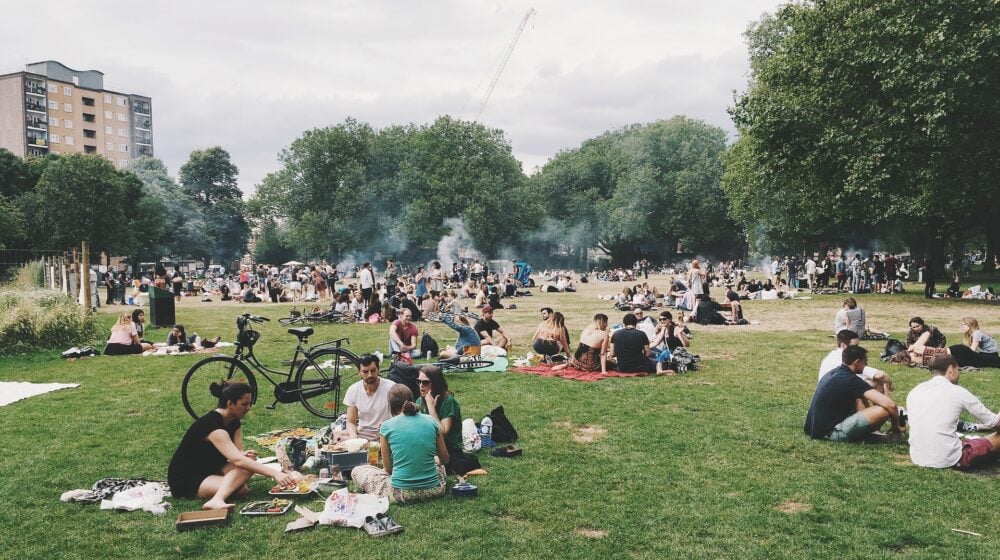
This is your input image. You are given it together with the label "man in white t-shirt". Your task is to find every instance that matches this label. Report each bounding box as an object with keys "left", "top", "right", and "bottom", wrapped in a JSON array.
[
  {"left": 633, "top": 307, "right": 657, "bottom": 344},
  {"left": 907, "top": 355, "right": 1000, "bottom": 469},
  {"left": 819, "top": 330, "right": 893, "bottom": 395},
  {"left": 805, "top": 257, "right": 817, "bottom": 290},
  {"left": 344, "top": 353, "right": 396, "bottom": 441}
]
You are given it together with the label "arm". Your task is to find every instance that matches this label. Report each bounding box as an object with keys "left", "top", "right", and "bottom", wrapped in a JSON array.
[
  {"left": 863, "top": 389, "right": 900, "bottom": 431},
  {"left": 675, "top": 328, "right": 690, "bottom": 348},
  {"left": 346, "top": 405, "right": 360, "bottom": 439},
  {"left": 478, "top": 328, "right": 495, "bottom": 346},
  {"left": 435, "top": 432, "right": 450, "bottom": 466},
  {"left": 970, "top": 332, "right": 981, "bottom": 352},
  {"left": 406, "top": 332, "right": 417, "bottom": 351},
  {"left": 599, "top": 334, "right": 609, "bottom": 373},
  {"left": 380, "top": 434, "right": 393, "bottom": 475},
  {"left": 389, "top": 322, "right": 404, "bottom": 349},
  {"left": 206, "top": 429, "right": 294, "bottom": 485}
]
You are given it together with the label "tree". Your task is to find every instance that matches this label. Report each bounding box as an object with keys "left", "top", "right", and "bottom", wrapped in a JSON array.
[
  {"left": 127, "top": 157, "right": 210, "bottom": 260},
  {"left": 724, "top": 0, "right": 1000, "bottom": 260},
  {"left": 179, "top": 147, "right": 249, "bottom": 264}
]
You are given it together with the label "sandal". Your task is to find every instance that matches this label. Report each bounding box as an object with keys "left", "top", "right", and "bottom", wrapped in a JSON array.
[
  {"left": 489, "top": 445, "right": 523, "bottom": 458},
  {"left": 376, "top": 512, "right": 404, "bottom": 535}
]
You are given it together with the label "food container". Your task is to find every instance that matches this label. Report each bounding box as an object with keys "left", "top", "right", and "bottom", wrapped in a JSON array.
[
  {"left": 240, "top": 499, "right": 293, "bottom": 516},
  {"left": 175, "top": 509, "right": 230, "bottom": 531},
  {"left": 451, "top": 482, "right": 478, "bottom": 498},
  {"left": 321, "top": 450, "right": 368, "bottom": 473}
]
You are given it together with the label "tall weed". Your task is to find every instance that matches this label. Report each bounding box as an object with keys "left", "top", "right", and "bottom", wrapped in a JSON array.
[
  {"left": 15, "top": 261, "right": 45, "bottom": 289},
  {"left": 0, "top": 292, "right": 100, "bottom": 354}
]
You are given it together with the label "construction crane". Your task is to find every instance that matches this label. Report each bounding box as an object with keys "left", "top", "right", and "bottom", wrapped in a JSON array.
[{"left": 475, "top": 8, "right": 536, "bottom": 121}]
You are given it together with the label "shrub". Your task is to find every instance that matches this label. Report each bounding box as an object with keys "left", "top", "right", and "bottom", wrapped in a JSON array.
[
  {"left": 0, "top": 291, "right": 101, "bottom": 355},
  {"left": 15, "top": 261, "right": 45, "bottom": 289}
]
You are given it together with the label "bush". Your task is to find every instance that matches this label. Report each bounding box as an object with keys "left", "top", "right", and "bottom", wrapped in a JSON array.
[
  {"left": 0, "top": 291, "right": 100, "bottom": 355},
  {"left": 14, "top": 261, "right": 45, "bottom": 289}
]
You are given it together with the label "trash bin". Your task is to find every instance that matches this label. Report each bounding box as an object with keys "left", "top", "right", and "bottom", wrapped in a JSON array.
[{"left": 148, "top": 286, "right": 176, "bottom": 327}]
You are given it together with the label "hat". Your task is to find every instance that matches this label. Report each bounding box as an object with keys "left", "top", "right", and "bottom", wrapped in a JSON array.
[{"left": 482, "top": 305, "right": 493, "bottom": 313}]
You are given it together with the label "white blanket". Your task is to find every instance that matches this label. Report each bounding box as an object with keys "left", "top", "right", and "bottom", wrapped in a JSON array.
[{"left": 0, "top": 381, "right": 80, "bottom": 407}]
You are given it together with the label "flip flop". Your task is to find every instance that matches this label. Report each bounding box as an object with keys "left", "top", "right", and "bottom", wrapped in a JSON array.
[
  {"left": 376, "top": 512, "right": 404, "bottom": 535},
  {"left": 490, "top": 445, "right": 523, "bottom": 458}
]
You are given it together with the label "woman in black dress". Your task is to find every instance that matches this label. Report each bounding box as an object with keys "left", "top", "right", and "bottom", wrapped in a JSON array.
[{"left": 168, "top": 381, "right": 298, "bottom": 510}]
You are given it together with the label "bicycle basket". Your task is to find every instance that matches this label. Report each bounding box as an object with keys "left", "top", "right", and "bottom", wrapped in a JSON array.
[{"left": 238, "top": 329, "right": 260, "bottom": 347}]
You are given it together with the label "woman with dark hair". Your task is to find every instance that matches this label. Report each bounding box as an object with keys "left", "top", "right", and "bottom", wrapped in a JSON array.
[
  {"left": 130, "top": 309, "right": 153, "bottom": 351},
  {"left": 905, "top": 317, "right": 947, "bottom": 351},
  {"left": 415, "top": 366, "right": 482, "bottom": 475},
  {"left": 364, "top": 293, "right": 382, "bottom": 323},
  {"left": 552, "top": 313, "right": 610, "bottom": 373},
  {"left": 168, "top": 381, "right": 298, "bottom": 510},
  {"left": 351, "top": 384, "right": 449, "bottom": 503}
]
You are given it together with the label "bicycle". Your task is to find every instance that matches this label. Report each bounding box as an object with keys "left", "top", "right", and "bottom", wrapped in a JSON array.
[
  {"left": 181, "top": 313, "right": 360, "bottom": 420},
  {"left": 278, "top": 305, "right": 355, "bottom": 326}
]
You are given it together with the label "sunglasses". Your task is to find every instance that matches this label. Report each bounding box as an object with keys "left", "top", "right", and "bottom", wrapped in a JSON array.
[{"left": 418, "top": 379, "right": 431, "bottom": 386}]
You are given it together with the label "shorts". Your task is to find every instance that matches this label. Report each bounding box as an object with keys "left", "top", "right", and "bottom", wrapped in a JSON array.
[
  {"left": 957, "top": 437, "right": 994, "bottom": 469},
  {"left": 827, "top": 412, "right": 871, "bottom": 442}
]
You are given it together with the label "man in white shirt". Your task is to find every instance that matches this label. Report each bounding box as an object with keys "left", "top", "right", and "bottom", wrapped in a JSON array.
[
  {"left": 359, "top": 262, "right": 375, "bottom": 305},
  {"left": 907, "top": 355, "right": 1000, "bottom": 469},
  {"left": 805, "top": 257, "right": 817, "bottom": 290},
  {"left": 344, "top": 353, "right": 396, "bottom": 441},
  {"left": 819, "top": 330, "right": 893, "bottom": 395},
  {"left": 633, "top": 307, "right": 657, "bottom": 343}
]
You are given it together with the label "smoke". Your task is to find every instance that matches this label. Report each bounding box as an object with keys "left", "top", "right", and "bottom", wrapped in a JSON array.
[
  {"left": 436, "top": 218, "right": 483, "bottom": 270},
  {"left": 337, "top": 252, "right": 361, "bottom": 277}
]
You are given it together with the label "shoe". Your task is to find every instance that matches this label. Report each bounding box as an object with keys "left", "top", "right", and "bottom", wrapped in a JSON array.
[
  {"left": 490, "top": 445, "right": 523, "bottom": 458},
  {"left": 957, "top": 421, "right": 979, "bottom": 433},
  {"left": 376, "top": 513, "right": 404, "bottom": 535}
]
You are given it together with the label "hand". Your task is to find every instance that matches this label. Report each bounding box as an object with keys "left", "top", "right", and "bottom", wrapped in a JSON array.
[
  {"left": 244, "top": 449, "right": 258, "bottom": 460},
  {"left": 274, "top": 471, "right": 293, "bottom": 486},
  {"left": 425, "top": 392, "right": 438, "bottom": 411}
]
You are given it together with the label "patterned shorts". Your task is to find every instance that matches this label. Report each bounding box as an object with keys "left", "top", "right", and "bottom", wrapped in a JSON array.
[{"left": 350, "top": 464, "right": 447, "bottom": 504}]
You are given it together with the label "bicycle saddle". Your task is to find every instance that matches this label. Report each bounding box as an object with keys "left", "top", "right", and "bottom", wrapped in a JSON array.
[{"left": 288, "top": 327, "right": 314, "bottom": 339}]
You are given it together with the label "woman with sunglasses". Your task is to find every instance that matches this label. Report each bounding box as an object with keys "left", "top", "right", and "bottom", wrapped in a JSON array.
[{"left": 415, "top": 366, "right": 482, "bottom": 475}]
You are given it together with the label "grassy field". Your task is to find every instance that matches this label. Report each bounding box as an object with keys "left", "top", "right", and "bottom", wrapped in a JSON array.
[{"left": 2, "top": 276, "right": 1000, "bottom": 559}]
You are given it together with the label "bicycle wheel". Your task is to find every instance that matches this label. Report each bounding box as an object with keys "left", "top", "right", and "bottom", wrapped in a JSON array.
[
  {"left": 182, "top": 357, "right": 257, "bottom": 419},
  {"left": 278, "top": 316, "right": 303, "bottom": 325},
  {"left": 295, "top": 348, "right": 359, "bottom": 418}
]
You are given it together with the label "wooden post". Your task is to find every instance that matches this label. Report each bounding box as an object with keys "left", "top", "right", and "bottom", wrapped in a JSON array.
[
  {"left": 81, "top": 242, "right": 92, "bottom": 310},
  {"left": 61, "top": 252, "right": 68, "bottom": 295}
]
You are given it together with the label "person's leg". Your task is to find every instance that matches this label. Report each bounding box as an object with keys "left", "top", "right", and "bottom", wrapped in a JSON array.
[
  {"left": 350, "top": 465, "right": 391, "bottom": 497},
  {"left": 197, "top": 464, "right": 253, "bottom": 510},
  {"left": 949, "top": 345, "right": 979, "bottom": 367}
]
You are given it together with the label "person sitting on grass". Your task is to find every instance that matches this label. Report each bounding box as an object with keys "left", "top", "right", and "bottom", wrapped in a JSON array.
[
  {"left": 104, "top": 312, "right": 145, "bottom": 356},
  {"left": 415, "top": 366, "right": 482, "bottom": 475},
  {"left": 819, "top": 330, "right": 893, "bottom": 395},
  {"left": 609, "top": 313, "right": 654, "bottom": 374},
  {"left": 531, "top": 311, "right": 570, "bottom": 360},
  {"left": 168, "top": 324, "right": 222, "bottom": 349},
  {"left": 130, "top": 309, "right": 153, "bottom": 350},
  {"left": 389, "top": 308, "right": 420, "bottom": 360},
  {"left": 438, "top": 313, "right": 482, "bottom": 359},
  {"left": 907, "top": 355, "right": 1000, "bottom": 469},
  {"left": 805, "top": 345, "right": 903, "bottom": 442},
  {"left": 350, "top": 384, "right": 449, "bottom": 504},
  {"left": 345, "top": 353, "right": 396, "bottom": 441},
  {"left": 552, "top": 313, "right": 610, "bottom": 374},
  {"left": 833, "top": 297, "right": 866, "bottom": 337},
  {"left": 168, "top": 381, "right": 300, "bottom": 510},
  {"left": 905, "top": 316, "right": 947, "bottom": 351},
  {"left": 949, "top": 317, "right": 1000, "bottom": 369},
  {"left": 474, "top": 305, "right": 511, "bottom": 352}
]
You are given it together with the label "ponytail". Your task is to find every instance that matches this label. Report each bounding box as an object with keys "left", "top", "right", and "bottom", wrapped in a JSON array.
[{"left": 401, "top": 401, "right": 419, "bottom": 416}]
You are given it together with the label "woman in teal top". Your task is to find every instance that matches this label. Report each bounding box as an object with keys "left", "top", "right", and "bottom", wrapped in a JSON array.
[
  {"left": 351, "top": 384, "right": 449, "bottom": 503},
  {"left": 416, "top": 366, "right": 482, "bottom": 475}
]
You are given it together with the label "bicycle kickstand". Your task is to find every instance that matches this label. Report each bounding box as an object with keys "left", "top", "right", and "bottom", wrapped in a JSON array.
[{"left": 266, "top": 399, "right": 279, "bottom": 410}]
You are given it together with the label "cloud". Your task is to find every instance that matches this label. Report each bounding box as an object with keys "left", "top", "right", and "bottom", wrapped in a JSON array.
[{"left": 0, "top": 0, "right": 782, "bottom": 191}]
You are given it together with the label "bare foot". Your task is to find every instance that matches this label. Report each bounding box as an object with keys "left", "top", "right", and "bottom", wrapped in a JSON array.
[{"left": 202, "top": 499, "right": 236, "bottom": 511}]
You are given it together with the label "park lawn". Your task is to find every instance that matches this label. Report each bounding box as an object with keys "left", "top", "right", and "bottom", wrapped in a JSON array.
[{"left": 2, "top": 280, "right": 1000, "bottom": 559}]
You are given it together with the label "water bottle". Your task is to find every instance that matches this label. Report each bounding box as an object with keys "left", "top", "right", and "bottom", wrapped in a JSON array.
[{"left": 480, "top": 415, "right": 493, "bottom": 447}]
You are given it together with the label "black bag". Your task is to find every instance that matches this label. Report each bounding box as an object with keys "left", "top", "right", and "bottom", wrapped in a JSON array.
[
  {"left": 881, "top": 338, "right": 906, "bottom": 361},
  {"left": 488, "top": 405, "right": 518, "bottom": 443},
  {"left": 420, "top": 332, "right": 439, "bottom": 358},
  {"left": 670, "top": 347, "right": 701, "bottom": 373},
  {"left": 387, "top": 361, "right": 421, "bottom": 400}
]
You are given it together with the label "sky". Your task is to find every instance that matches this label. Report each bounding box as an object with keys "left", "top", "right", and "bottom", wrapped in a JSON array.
[{"left": 2, "top": 0, "right": 784, "bottom": 195}]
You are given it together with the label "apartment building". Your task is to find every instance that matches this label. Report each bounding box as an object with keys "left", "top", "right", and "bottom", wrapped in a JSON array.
[{"left": 0, "top": 60, "right": 153, "bottom": 167}]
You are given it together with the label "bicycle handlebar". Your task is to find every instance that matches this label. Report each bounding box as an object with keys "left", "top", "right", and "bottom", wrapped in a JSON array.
[{"left": 238, "top": 313, "right": 270, "bottom": 327}]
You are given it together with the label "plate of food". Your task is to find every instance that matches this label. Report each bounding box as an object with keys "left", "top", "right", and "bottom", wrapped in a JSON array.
[
  {"left": 240, "top": 498, "right": 293, "bottom": 515},
  {"left": 268, "top": 480, "right": 314, "bottom": 496}
]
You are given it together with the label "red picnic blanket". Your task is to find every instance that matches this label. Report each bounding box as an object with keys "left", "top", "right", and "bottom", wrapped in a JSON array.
[{"left": 510, "top": 365, "right": 649, "bottom": 382}]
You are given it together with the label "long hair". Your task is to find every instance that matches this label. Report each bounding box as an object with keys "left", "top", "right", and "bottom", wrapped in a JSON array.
[
  {"left": 419, "top": 365, "right": 449, "bottom": 414},
  {"left": 584, "top": 313, "right": 608, "bottom": 336},
  {"left": 388, "top": 384, "right": 418, "bottom": 416},
  {"left": 111, "top": 312, "right": 133, "bottom": 333},
  {"left": 962, "top": 317, "right": 980, "bottom": 346},
  {"left": 210, "top": 380, "right": 253, "bottom": 409}
]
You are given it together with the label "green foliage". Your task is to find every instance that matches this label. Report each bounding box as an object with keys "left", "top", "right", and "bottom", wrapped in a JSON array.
[
  {"left": 532, "top": 117, "right": 739, "bottom": 265},
  {"left": 725, "top": 0, "right": 1000, "bottom": 253},
  {"left": 0, "top": 292, "right": 99, "bottom": 354},
  {"left": 14, "top": 261, "right": 44, "bottom": 289},
  {"left": 179, "top": 148, "right": 249, "bottom": 264},
  {"left": 127, "top": 157, "right": 210, "bottom": 261},
  {"left": 252, "top": 218, "right": 296, "bottom": 265}
]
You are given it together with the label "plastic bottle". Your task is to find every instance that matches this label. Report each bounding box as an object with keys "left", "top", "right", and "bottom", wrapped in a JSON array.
[{"left": 481, "top": 415, "right": 493, "bottom": 437}]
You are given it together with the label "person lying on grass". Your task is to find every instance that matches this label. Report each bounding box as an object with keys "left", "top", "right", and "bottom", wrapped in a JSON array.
[
  {"left": 168, "top": 381, "right": 300, "bottom": 510},
  {"left": 351, "top": 384, "right": 449, "bottom": 504},
  {"left": 818, "top": 330, "right": 893, "bottom": 396},
  {"left": 907, "top": 355, "right": 1000, "bottom": 469},
  {"left": 805, "top": 345, "right": 903, "bottom": 442}
]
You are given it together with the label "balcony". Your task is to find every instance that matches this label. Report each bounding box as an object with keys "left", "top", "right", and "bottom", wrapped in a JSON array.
[
  {"left": 83, "top": 129, "right": 97, "bottom": 139},
  {"left": 84, "top": 145, "right": 97, "bottom": 154},
  {"left": 82, "top": 97, "right": 95, "bottom": 107},
  {"left": 83, "top": 113, "right": 96, "bottom": 123},
  {"left": 27, "top": 146, "right": 48, "bottom": 156},
  {"left": 25, "top": 80, "right": 46, "bottom": 96},
  {"left": 27, "top": 131, "right": 47, "bottom": 147},
  {"left": 25, "top": 99, "right": 46, "bottom": 113},
  {"left": 26, "top": 116, "right": 47, "bottom": 131}
]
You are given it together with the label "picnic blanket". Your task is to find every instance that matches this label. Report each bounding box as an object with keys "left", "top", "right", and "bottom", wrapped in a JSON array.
[
  {"left": 510, "top": 365, "right": 648, "bottom": 382},
  {"left": 142, "top": 345, "right": 226, "bottom": 356},
  {"left": 0, "top": 381, "right": 80, "bottom": 407}
]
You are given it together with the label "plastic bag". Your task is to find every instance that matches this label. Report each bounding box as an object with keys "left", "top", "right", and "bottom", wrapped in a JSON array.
[
  {"left": 462, "top": 418, "right": 482, "bottom": 452},
  {"left": 318, "top": 487, "right": 388, "bottom": 528},
  {"left": 99, "top": 482, "right": 171, "bottom": 515}
]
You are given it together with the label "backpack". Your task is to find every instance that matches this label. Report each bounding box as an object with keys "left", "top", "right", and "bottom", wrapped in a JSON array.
[
  {"left": 387, "top": 361, "right": 421, "bottom": 401},
  {"left": 420, "top": 332, "right": 439, "bottom": 358},
  {"left": 881, "top": 338, "right": 907, "bottom": 361},
  {"left": 487, "top": 405, "right": 518, "bottom": 443},
  {"left": 670, "top": 347, "right": 701, "bottom": 373}
]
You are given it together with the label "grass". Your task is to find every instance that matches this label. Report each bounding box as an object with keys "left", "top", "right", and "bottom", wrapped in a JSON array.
[{"left": 3, "top": 276, "right": 1000, "bottom": 559}]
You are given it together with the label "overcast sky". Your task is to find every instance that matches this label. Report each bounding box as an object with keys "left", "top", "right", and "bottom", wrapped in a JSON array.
[{"left": 2, "top": 0, "right": 784, "bottom": 194}]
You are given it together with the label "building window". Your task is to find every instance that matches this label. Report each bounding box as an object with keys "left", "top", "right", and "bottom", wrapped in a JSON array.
[
  {"left": 48, "top": 84, "right": 57, "bottom": 93},
  {"left": 49, "top": 117, "right": 60, "bottom": 127},
  {"left": 105, "top": 125, "right": 113, "bottom": 134},
  {"left": 119, "top": 159, "right": 129, "bottom": 167},
  {"left": 82, "top": 97, "right": 95, "bottom": 107},
  {"left": 104, "top": 94, "right": 112, "bottom": 104},
  {"left": 116, "top": 96, "right": 126, "bottom": 107},
  {"left": 117, "top": 128, "right": 127, "bottom": 137},
  {"left": 65, "top": 136, "right": 74, "bottom": 145},
  {"left": 84, "top": 129, "right": 96, "bottom": 139},
  {"left": 119, "top": 144, "right": 128, "bottom": 153},
  {"left": 63, "top": 86, "right": 72, "bottom": 96},
  {"left": 63, "top": 103, "right": 72, "bottom": 112},
  {"left": 104, "top": 110, "right": 112, "bottom": 119},
  {"left": 64, "top": 119, "right": 73, "bottom": 129},
  {"left": 50, "top": 134, "right": 60, "bottom": 144},
  {"left": 117, "top": 113, "right": 127, "bottom": 122},
  {"left": 84, "top": 145, "right": 97, "bottom": 154},
  {"left": 83, "top": 113, "right": 96, "bottom": 123},
  {"left": 106, "top": 141, "right": 113, "bottom": 150},
  {"left": 48, "top": 100, "right": 58, "bottom": 110}
]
